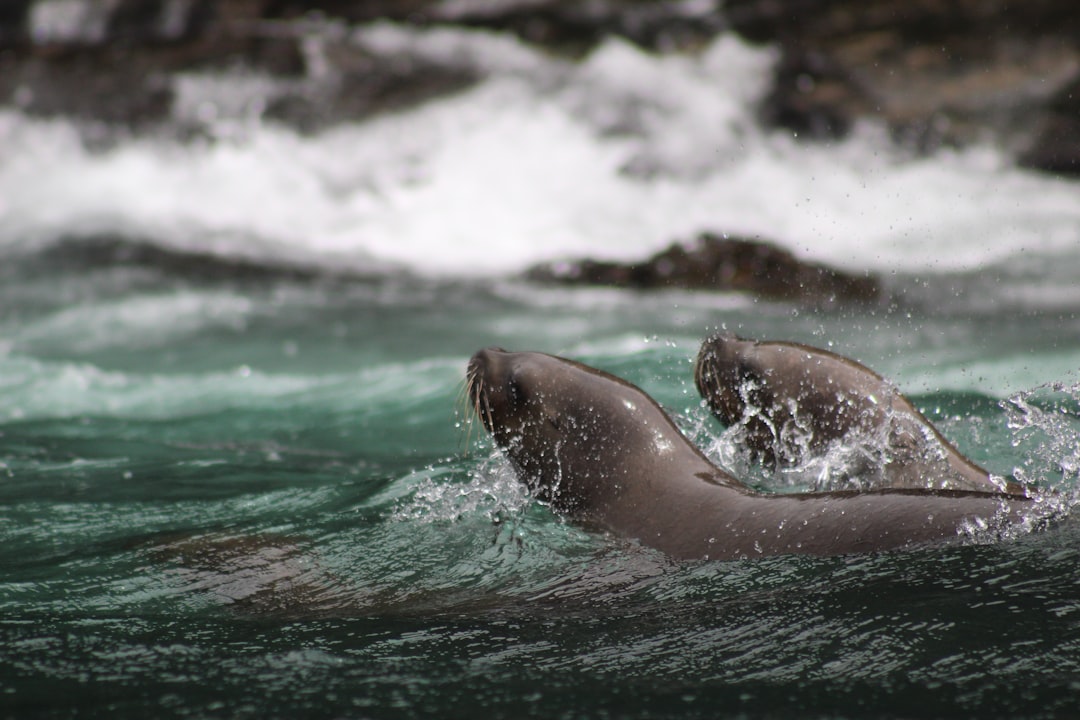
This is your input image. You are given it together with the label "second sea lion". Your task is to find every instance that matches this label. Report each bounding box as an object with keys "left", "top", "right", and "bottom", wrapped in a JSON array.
[{"left": 694, "top": 334, "right": 1027, "bottom": 496}]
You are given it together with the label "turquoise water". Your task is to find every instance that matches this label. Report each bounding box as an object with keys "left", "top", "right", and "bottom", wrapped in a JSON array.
[
  {"left": 3, "top": 21, "right": 1080, "bottom": 720},
  {"left": 3, "top": 246, "right": 1080, "bottom": 719}
]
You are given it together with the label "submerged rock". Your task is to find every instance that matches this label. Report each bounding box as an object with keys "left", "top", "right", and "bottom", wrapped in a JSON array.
[{"left": 526, "top": 233, "right": 881, "bottom": 307}]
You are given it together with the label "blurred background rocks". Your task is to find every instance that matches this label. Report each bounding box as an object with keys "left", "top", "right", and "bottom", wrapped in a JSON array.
[{"left": 1, "top": 0, "right": 1076, "bottom": 174}]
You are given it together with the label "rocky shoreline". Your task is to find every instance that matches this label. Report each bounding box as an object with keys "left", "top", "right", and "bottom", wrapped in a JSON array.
[
  {"left": 2, "top": 0, "right": 1076, "bottom": 174},
  {"left": 2, "top": 1, "right": 1075, "bottom": 305}
]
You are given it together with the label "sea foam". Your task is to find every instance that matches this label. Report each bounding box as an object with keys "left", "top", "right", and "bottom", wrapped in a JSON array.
[{"left": 1, "top": 24, "right": 1078, "bottom": 277}]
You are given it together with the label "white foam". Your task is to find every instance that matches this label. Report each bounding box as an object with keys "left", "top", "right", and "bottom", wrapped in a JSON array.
[{"left": 1, "top": 24, "right": 1078, "bottom": 277}]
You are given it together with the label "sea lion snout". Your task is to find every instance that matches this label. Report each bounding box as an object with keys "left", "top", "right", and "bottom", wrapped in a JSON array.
[
  {"left": 469, "top": 346, "right": 507, "bottom": 369},
  {"left": 467, "top": 348, "right": 499, "bottom": 432},
  {"left": 468, "top": 347, "right": 510, "bottom": 382},
  {"left": 695, "top": 334, "right": 749, "bottom": 425},
  {"left": 467, "top": 347, "right": 518, "bottom": 433}
]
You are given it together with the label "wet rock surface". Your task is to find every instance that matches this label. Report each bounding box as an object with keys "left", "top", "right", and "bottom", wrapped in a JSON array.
[{"left": 526, "top": 233, "right": 882, "bottom": 307}]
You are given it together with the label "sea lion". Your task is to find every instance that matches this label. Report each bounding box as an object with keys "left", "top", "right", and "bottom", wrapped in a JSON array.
[
  {"left": 694, "top": 334, "right": 1028, "bottom": 496},
  {"left": 467, "top": 347, "right": 1031, "bottom": 560}
]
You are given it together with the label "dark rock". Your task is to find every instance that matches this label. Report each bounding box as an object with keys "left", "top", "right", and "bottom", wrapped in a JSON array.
[
  {"left": 724, "top": 0, "right": 1080, "bottom": 173},
  {"left": 1, "top": 45, "right": 174, "bottom": 129},
  {"left": 258, "top": 1, "right": 726, "bottom": 55},
  {"left": 0, "top": 0, "right": 481, "bottom": 133},
  {"left": 0, "top": 0, "right": 303, "bottom": 130},
  {"left": 0, "top": 1, "right": 729, "bottom": 134},
  {"left": 0, "top": 2, "right": 30, "bottom": 46},
  {"left": 261, "top": 39, "right": 480, "bottom": 134},
  {"left": 429, "top": 0, "right": 726, "bottom": 56},
  {"left": 526, "top": 233, "right": 882, "bottom": 307},
  {"left": 1018, "top": 77, "right": 1080, "bottom": 176}
]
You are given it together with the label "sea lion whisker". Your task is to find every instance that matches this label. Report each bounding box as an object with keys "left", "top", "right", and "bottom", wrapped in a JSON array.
[
  {"left": 453, "top": 376, "right": 474, "bottom": 454},
  {"left": 478, "top": 378, "right": 496, "bottom": 438},
  {"left": 465, "top": 367, "right": 487, "bottom": 454},
  {"left": 464, "top": 363, "right": 496, "bottom": 454}
]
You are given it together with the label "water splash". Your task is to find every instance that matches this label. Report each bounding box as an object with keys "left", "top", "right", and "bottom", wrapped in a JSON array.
[
  {"left": 703, "top": 375, "right": 1080, "bottom": 509},
  {"left": 1004, "top": 379, "right": 1080, "bottom": 495},
  {"left": 390, "top": 454, "right": 531, "bottom": 524},
  {"left": 704, "top": 383, "right": 939, "bottom": 493}
]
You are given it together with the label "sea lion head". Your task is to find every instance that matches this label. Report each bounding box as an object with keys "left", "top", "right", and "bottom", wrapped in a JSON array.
[
  {"left": 695, "top": 333, "right": 795, "bottom": 468},
  {"left": 467, "top": 347, "right": 701, "bottom": 513},
  {"left": 694, "top": 333, "right": 758, "bottom": 426}
]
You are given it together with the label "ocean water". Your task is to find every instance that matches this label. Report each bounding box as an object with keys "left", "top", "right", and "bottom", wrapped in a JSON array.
[{"left": 2, "top": 22, "right": 1080, "bottom": 720}]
